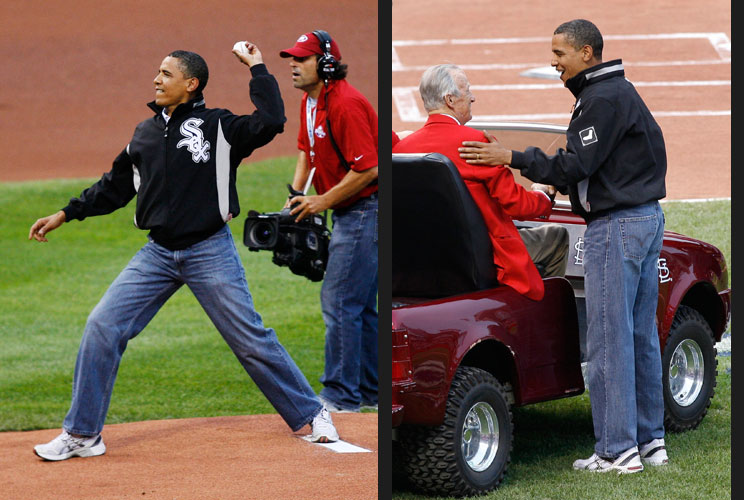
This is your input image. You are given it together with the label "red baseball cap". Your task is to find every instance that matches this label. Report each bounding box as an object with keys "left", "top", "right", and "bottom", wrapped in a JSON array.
[{"left": 279, "top": 32, "right": 342, "bottom": 60}]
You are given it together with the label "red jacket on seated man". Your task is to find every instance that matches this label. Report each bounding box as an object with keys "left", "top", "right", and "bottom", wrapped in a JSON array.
[{"left": 394, "top": 113, "right": 552, "bottom": 300}]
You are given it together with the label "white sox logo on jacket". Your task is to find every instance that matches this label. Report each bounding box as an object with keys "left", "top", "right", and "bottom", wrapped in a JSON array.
[
  {"left": 61, "top": 63, "right": 287, "bottom": 251},
  {"left": 177, "top": 118, "right": 211, "bottom": 163}
]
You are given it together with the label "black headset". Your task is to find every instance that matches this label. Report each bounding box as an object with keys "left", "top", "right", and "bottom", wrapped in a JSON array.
[{"left": 312, "top": 30, "right": 338, "bottom": 80}]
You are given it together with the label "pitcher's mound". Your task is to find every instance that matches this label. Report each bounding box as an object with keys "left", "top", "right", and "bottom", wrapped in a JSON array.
[{"left": 2, "top": 413, "right": 378, "bottom": 500}]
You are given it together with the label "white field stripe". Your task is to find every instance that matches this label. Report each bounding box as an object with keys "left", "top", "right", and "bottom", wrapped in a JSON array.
[
  {"left": 394, "top": 110, "right": 730, "bottom": 123},
  {"left": 392, "top": 46, "right": 403, "bottom": 71},
  {"left": 393, "top": 59, "right": 730, "bottom": 72},
  {"left": 392, "top": 87, "right": 426, "bottom": 122},
  {"left": 470, "top": 110, "right": 731, "bottom": 121},
  {"left": 708, "top": 32, "right": 732, "bottom": 58},
  {"left": 394, "top": 80, "right": 730, "bottom": 92},
  {"left": 300, "top": 435, "right": 372, "bottom": 453},
  {"left": 392, "top": 87, "right": 730, "bottom": 123},
  {"left": 392, "top": 32, "right": 729, "bottom": 46},
  {"left": 392, "top": 32, "right": 730, "bottom": 72}
]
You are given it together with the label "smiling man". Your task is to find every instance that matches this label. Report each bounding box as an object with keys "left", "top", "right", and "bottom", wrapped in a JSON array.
[
  {"left": 29, "top": 42, "right": 339, "bottom": 461},
  {"left": 458, "top": 19, "right": 668, "bottom": 475},
  {"left": 279, "top": 31, "right": 378, "bottom": 414}
]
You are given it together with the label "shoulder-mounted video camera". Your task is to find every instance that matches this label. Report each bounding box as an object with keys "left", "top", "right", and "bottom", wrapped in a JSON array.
[{"left": 243, "top": 184, "right": 330, "bottom": 282}]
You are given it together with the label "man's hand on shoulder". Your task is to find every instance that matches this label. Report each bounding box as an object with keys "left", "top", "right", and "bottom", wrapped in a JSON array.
[
  {"left": 458, "top": 130, "right": 513, "bottom": 166},
  {"left": 232, "top": 41, "right": 264, "bottom": 67},
  {"left": 29, "top": 210, "right": 66, "bottom": 242}
]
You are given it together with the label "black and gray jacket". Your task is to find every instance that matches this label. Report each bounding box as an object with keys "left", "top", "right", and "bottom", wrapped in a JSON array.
[
  {"left": 511, "top": 59, "right": 667, "bottom": 219},
  {"left": 62, "top": 63, "right": 285, "bottom": 249}
]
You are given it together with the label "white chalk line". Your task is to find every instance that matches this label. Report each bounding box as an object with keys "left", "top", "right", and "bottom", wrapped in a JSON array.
[
  {"left": 393, "top": 58, "right": 730, "bottom": 72},
  {"left": 392, "top": 32, "right": 730, "bottom": 59},
  {"left": 392, "top": 32, "right": 730, "bottom": 72},
  {"left": 392, "top": 87, "right": 731, "bottom": 123},
  {"left": 300, "top": 435, "right": 373, "bottom": 453},
  {"left": 394, "top": 80, "right": 730, "bottom": 92},
  {"left": 392, "top": 32, "right": 730, "bottom": 123},
  {"left": 392, "top": 32, "right": 729, "bottom": 46}
]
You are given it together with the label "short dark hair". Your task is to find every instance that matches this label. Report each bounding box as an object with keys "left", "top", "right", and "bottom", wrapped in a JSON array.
[
  {"left": 554, "top": 19, "right": 603, "bottom": 60},
  {"left": 168, "top": 50, "right": 209, "bottom": 94},
  {"left": 334, "top": 62, "right": 349, "bottom": 80}
]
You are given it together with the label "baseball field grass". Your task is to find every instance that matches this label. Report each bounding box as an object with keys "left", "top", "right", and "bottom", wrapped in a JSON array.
[
  {"left": 0, "top": 163, "right": 731, "bottom": 498},
  {"left": 392, "top": 198, "right": 732, "bottom": 499},
  {"left": 0, "top": 156, "right": 333, "bottom": 431}
]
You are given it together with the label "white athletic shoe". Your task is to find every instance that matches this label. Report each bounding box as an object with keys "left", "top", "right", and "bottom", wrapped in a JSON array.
[
  {"left": 34, "top": 431, "right": 106, "bottom": 461},
  {"left": 639, "top": 438, "right": 669, "bottom": 466},
  {"left": 309, "top": 408, "right": 339, "bottom": 443},
  {"left": 573, "top": 446, "right": 644, "bottom": 474}
]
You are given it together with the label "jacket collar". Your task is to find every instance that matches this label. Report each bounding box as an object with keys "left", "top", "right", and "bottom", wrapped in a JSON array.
[
  {"left": 147, "top": 94, "right": 206, "bottom": 119},
  {"left": 426, "top": 113, "right": 462, "bottom": 126},
  {"left": 565, "top": 59, "right": 624, "bottom": 97}
]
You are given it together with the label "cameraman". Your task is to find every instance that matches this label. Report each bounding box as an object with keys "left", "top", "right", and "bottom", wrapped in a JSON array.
[{"left": 279, "top": 31, "right": 378, "bottom": 413}]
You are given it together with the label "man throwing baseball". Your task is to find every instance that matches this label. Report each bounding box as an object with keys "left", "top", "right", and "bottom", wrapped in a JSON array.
[{"left": 29, "top": 41, "right": 338, "bottom": 461}]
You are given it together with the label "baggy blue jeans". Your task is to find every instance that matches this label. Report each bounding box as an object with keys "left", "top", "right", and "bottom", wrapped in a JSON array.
[
  {"left": 583, "top": 201, "right": 666, "bottom": 458},
  {"left": 319, "top": 194, "right": 378, "bottom": 411},
  {"left": 63, "top": 224, "right": 322, "bottom": 436}
]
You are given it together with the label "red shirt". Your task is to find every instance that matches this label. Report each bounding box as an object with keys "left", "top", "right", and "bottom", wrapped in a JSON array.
[
  {"left": 393, "top": 114, "right": 552, "bottom": 300},
  {"left": 297, "top": 79, "right": 378, "bottom": 208}
]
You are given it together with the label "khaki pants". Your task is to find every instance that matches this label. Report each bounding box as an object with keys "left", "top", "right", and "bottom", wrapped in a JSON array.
[{"left": 518, "top": 224, "right": 569, "bottom": 278}]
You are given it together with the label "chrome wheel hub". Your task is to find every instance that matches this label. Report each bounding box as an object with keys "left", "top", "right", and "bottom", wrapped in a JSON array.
[
  {"left": 668, "top": 339, "right": 705, "bottom": 407},
  {"left": 461, "top": 402, "right": 499, "bottom": 471}
]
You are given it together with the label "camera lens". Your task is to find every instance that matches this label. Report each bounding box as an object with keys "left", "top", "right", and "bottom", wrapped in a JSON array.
[{"left": 253, "top": 221, "right": 275, "bottom": 245}]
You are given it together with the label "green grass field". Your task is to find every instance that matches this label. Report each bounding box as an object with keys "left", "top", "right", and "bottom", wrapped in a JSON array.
[
  {"left": 0, "top": 164, "right": 730, "bottom": 499},
  {"left": 0, "top": 156, "right": 333, "bottom": 431},
  {"left": 391, "top": 199, "right": 731, "bottom": 500}
]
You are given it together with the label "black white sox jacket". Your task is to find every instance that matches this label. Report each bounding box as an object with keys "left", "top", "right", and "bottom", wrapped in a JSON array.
[
  {"left": 62, "top": 64, "right": 285, "bottom": 250},
  {"left": 511, "top": 59, "right": 667, "bottom": 219}
]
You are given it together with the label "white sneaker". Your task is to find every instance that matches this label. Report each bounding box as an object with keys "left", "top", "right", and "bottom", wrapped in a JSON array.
[
  {"left": 34, "top": 431, "right": 106, "bottom": 461},
  {"left": 309, "top": 408, "right": 339, "bottom": 443},
  {"left": 573, "top": 446, "right": 643, "bottom": 474},
  {"left": 639, "top": 438, "right": 669, "bottom": 466}
]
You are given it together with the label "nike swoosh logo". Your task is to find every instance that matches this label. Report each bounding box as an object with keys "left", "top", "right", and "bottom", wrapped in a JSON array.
[{"left": 354, "top": 155, "right": 364, "bottom": 161}]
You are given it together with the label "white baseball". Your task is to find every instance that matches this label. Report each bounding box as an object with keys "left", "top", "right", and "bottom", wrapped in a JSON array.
[{"left": 233, "top": 41, "right": 249, "bottom": 56}]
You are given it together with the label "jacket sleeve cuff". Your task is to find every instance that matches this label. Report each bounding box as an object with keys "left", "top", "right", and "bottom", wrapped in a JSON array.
[
  {"left": 510, "top": 150, "right": 527, "bottom": 168},
  {"left": 249, "top": 63, "right": 269, "bottom": 77},
  {"left": 61, "top": 205, "right": 78, "bottom": 222}
]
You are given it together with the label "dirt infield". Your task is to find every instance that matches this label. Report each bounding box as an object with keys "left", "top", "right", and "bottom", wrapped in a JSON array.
[
  {"left": 0, "top": 0, "right": 377, "bottom": 182},
  {"left": 392, "top": 0, "right": 730, "bottom": 200},
  {"left": 2, "top": 414, "right": 377, "bottom": 500}
]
